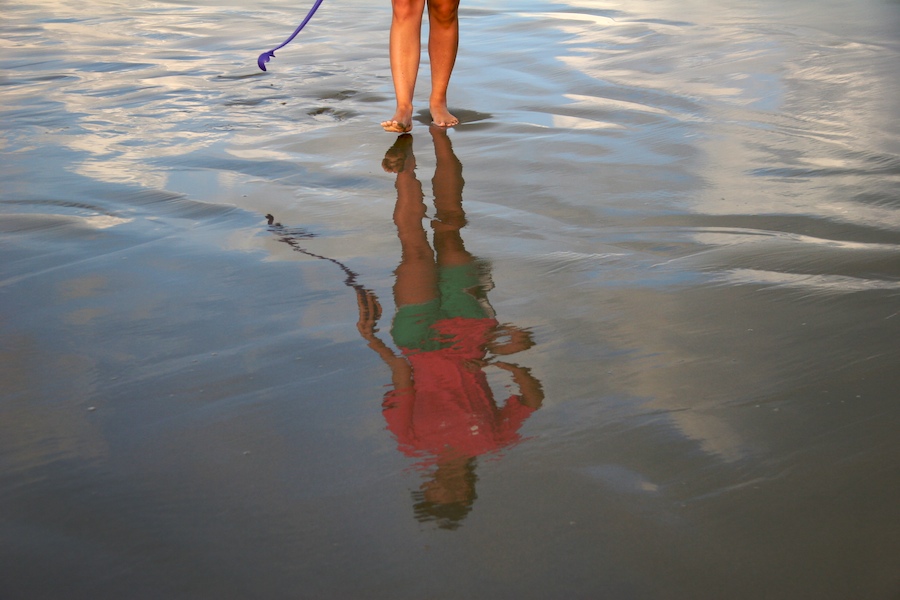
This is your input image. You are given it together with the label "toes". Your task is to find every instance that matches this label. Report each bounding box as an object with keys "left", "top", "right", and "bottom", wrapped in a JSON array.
[{"left": 381, "top": 120, "right": 411, "bottom": 133}]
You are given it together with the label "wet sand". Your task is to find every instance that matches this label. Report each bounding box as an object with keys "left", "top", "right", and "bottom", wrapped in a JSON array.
[{"left": 2, "top": 0, "right": 899, "bottom": 598}]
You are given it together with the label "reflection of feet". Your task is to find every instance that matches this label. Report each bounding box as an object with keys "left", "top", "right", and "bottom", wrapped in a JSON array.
[
  {"left": 382, "top": 106, "right": 414, "bottom": 133},
  {"left": 382, "top": 134, "right": 415, "bottom": 173},
  {"left": 430, "top": 103, "right": 459, "bottom": 128},
  {"left": 429, "top": 122, "right": 452, "bottom": 141}
]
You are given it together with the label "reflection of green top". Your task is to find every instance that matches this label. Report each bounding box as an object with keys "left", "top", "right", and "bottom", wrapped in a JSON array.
[{"left": 392, "top": 262, "right": 493, "bottom": 352}]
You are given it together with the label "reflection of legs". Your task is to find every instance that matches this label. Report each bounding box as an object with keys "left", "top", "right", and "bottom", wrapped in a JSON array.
[
  {"left": 430, "top": 126, "right": 470, "bottom": 267},
  {"left": 426, "top": 0, "right": 460, "bottom": 127},
  {"left": 383, "top": 0, "right": 426, "bottom": 133},
  {"left": 388, "top": 136, "right": 439, "bottom": 307}
]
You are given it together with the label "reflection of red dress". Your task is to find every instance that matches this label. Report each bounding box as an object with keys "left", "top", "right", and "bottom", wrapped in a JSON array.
[{"left": 382, "top": 316, "right": 536, "bottom": 461}]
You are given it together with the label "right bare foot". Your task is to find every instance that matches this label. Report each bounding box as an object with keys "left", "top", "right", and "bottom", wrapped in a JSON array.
[{"left": 381, "top": 106, "right": 413, "bottom": 133}]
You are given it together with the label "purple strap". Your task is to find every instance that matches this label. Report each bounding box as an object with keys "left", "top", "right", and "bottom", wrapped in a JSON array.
[{"left": 258, "top": 0, "right": 327, "bottom": 71}]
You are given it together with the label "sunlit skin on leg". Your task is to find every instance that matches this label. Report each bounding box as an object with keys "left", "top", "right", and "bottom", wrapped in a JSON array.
[
  {"left": 426, "top": 0, "right": 460, "bottom": 127},
  {"left": 382, "top": 0, "right": 460, "bottom": 132}
]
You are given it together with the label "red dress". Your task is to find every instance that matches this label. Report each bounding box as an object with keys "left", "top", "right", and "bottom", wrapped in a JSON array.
[{"left": 382, "top": 316, "right": 536, "bottom": 463}]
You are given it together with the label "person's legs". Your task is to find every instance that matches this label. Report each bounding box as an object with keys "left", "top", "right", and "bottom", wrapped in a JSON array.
[
  {"left": 383, "top": 0, "right": 427, "bottom": 133},
  {"left": 426, "top": 0, "right": 460, "bottom": 127}
]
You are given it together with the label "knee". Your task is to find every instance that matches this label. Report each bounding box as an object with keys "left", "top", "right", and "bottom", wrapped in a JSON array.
[
  {"left": 392, "top": 0, "right": 424, "bottom": 21},
  {"left": 427, "top": 0, "right": 459, "bottom": 27}
]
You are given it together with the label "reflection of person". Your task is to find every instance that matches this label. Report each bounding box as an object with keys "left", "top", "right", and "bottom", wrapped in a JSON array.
[
  {"left": 380, "top": 0, "right": 460, "bottom": 133},
  {"left": 357, "top": 128, "right": 543, "bottom": 529}
]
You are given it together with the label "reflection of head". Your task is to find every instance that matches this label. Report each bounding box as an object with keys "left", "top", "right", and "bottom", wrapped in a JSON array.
[{"left": 411, "top": 456, "right": 478, "bottom": 530}]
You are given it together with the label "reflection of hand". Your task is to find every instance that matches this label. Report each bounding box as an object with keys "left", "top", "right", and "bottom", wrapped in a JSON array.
[
  {"left": 463, "top": 358, "right": 489, "bottom": 372},
  {"left": 356, "top": 287, "right": 412, "bottom": 388},
  {"left": 356, "top": 288, "right": 382, "bottom": 340},
  {"left": 494, "top": 362, "right": 544, "bottom": 409},
  {"left": 488, "top": 324, "right": 536, "bottom": 356}
]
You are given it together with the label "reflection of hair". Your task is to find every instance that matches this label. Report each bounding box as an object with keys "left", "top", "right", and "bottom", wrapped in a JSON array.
[{"left": 411, "top": 457, "right": 479, "bottom": 530}]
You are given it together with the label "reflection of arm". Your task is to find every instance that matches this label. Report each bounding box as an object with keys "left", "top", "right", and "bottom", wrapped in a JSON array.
[
  {"left": 487, "top": 324, "right": 536, "bottom": 356},
  {"left": 494, "top": 362, "right": 544, "bottom": 410},
  {"left": 356, "top": 288, "right": 413, "bottom": 391},
  {"left": 357, "top": 288, "right": 415, "bottom": 443}
]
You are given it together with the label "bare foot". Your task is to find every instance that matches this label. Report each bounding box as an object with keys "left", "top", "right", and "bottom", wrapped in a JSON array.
[
  {"left": 382, "top": 106, "right": 413, "bottom": 133},
  {"left": 430, "top": 103, "right": 459, "bottom": 128},
  {"left": 382, "top": 120, "right": 412, "bottom": 133}
]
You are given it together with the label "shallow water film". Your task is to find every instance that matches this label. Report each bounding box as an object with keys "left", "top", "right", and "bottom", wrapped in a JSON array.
[{"left": 2, "top": 0, "right": 899, "bottom": 597}]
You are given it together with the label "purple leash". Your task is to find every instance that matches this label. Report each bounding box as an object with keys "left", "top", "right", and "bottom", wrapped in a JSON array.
[{"left": 257, "top": 0, "right": 326, "bottom": 71}]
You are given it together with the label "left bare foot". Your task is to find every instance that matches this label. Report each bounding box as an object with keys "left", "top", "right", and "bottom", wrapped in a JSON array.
[{"left": 430, "top": 103, "right": 459, "bottom": 128}]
